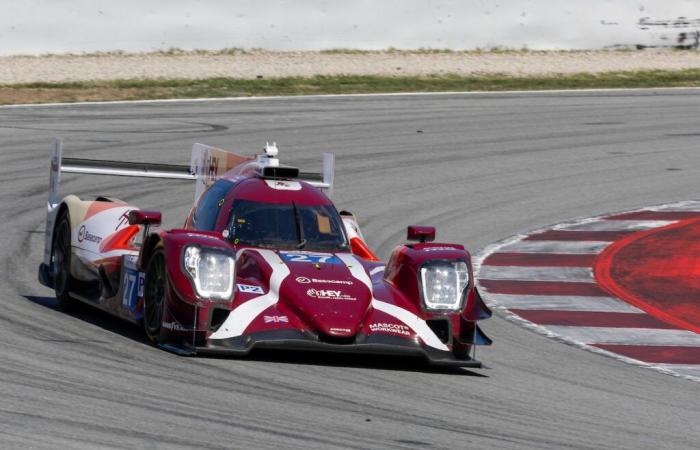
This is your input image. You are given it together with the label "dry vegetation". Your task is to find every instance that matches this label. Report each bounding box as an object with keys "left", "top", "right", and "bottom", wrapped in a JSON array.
[{"left": 2, "top": 49, "right": 699, "bottom": 105}]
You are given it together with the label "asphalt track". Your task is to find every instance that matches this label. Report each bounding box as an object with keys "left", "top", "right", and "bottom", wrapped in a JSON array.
[{"left": 1, "top": 89, "right": 700, "bottom": 449}]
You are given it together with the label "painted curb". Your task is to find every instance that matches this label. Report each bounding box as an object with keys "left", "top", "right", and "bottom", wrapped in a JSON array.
[{"left": 475, "top": 200, "right": 700, "bottom": 383}]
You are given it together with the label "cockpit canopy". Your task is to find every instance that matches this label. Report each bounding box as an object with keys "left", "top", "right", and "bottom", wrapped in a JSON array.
[
  {"left": 228, "top": 199, "right": 347, "bottom": 251},
  {"left": 191, "top": 177, "right": 348, "bottom": 252}
]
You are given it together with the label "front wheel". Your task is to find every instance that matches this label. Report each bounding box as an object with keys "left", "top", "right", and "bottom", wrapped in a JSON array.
[
  {"left": 51, "top": 210, "right": 78, "bottom": 311},
  {"left": 143, "top": 248, "right": 166, "bottom": 343}
]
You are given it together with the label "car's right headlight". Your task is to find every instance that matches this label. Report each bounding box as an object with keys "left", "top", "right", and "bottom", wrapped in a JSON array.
[
  {"left": 183, "top": 245, "right": 234, "bottom": 300},
  {"left": 419, "top": 260, "right": 469, "bottom": 311}
]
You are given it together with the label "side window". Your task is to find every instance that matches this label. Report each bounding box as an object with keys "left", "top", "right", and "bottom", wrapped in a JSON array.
[{"left": 193, "top": 179, "right": 234, "bottom": 231}]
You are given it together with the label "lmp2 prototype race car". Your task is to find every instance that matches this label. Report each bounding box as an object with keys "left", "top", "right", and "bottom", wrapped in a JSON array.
[{"left": 38, "top": 139, "right": 491, "bottom": 367}]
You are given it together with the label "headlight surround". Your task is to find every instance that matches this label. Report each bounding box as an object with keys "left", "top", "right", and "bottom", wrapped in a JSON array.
[
  {"left": 182, "top": 245, "right": 234, "bottom": 300},
  {"left": 419, "top": 260, "right": 470, "bottom": 312}
]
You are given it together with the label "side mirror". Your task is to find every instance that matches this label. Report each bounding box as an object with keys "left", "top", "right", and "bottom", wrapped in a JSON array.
[
  {"left": 407, "top": 225, "right": 435, "bottom": 243},
  {"left": 128, "top": 210, "right": 162, "bottom": 226}
]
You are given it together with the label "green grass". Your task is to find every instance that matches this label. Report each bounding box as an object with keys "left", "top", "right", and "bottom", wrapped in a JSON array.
[{"left": 2, "top": 69, "right": 700, "bottom": 105}]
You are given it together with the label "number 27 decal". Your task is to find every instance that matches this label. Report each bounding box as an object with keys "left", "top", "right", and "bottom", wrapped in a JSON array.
[
  {"left": 280, "top": 252, "right": 340, "bottom": 264},
  {"left": 122, "top": 270, "right": 144, "bottom": 310}
]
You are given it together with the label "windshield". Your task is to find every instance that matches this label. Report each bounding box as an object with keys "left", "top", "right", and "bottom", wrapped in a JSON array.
[{"left": 226, "top": 199, "right": 348, "bottom": 251}]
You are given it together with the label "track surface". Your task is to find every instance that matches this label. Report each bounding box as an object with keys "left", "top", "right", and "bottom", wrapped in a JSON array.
[{"left": 2, "top": 90, "right": 700, "bottom": 449}]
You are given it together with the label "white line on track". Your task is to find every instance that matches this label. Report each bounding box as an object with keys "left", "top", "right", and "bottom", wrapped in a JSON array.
[
  {"left": 478, "top": 266, "right": 593, "bottom": 282},
  {"left": 544, "top": 326, "right": 700, "bottom": 346},
  {"left": 497, "top": 240, "right": 610, "bottom": 254},
  {"left": 651, "top": 201, "right": 700, "bottom": 212},
  {"left": 487, "top": 294, "right": 642, "bottom": 313},
  {"left": 3, "top": 86, "right": 700, "bottom": 109},
  {"left": 557, "top": 220, "right": 674, "bottom": 232},
  {"left": 656, "top": 364, "right": 700, "bottom": 379}
]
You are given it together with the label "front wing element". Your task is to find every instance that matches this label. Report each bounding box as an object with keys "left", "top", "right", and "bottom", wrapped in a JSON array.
[{"left": 164, "top": 329, "right": 483, "bottom": 368}]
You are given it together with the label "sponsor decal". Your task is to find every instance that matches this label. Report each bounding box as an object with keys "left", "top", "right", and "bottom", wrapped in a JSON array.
[
  {"left": 116, "top": 210, "right": 132, "bottom": 230},
  {"left": 306, "top": 288, "right": 356, "bottom": 301},
  {"left": 237, "top": 284, "right": 265, "bottom": 294},
  {"left": 264, "top": 315, "right": 289, "bottom": 324},
  {"left": 295, "top": 276, "right": 353, "bottom": 285},
  {"left": 280, "top": 251, "right": 341, "bottom": 265},
  {"left": 162, "top": 321, "right": 188, "bottom": 331},
  {"left": 369, "top": 322, "right": 411, "bottom": 337},
  {"left": 265, "top": 180, "right": 302, "bottom": 191},
  {"left": 207, "top": 154, "right": 220, "bottom": 183},
  {"left": 330, "top": 327, "right": 351, "bottom": 334},
  {"left": 77, "top": 225, "right": 103, "bottom": 244}
]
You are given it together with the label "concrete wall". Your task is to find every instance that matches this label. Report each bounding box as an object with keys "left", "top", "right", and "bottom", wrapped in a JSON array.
[{"left": 2, "top": 1, "right": 700, "bottom": 55}]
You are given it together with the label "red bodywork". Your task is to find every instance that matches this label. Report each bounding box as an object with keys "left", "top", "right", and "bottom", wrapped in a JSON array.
[{"left": 138, "top": 161, "right": 491, "bottom": 366}]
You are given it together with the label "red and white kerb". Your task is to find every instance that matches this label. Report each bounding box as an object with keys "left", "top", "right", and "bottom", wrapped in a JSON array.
[{"left": 476, "top": 200, "right": 700, "bottom": 382}]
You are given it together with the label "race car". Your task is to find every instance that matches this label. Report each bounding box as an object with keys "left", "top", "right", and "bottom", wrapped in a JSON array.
[{"left": 38, "top": 139, "right": 491, "bottom": 367}]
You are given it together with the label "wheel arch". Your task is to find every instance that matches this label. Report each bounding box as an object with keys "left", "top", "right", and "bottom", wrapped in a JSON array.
[
  {"left": 60, "top": 194, "right": 87, "bottom": 230},
  {"left": 139, "top": 232, "right": 164, "bottom": 271},
  {"left": 50, "top": 195, "right": 83, "bottom": 274}
]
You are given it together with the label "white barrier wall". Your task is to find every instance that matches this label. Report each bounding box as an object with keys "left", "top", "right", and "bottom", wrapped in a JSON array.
[{"left": 1, "top": 1, "right": 699, "bottom": 55}]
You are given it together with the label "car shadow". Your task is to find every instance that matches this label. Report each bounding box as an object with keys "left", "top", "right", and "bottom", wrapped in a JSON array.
[
  {"left": 25, "top": 295, "right": 489, "bottom": 377},
  {"left": 224, "top": 349, "right": 490, "bottom": 377},
  {"left": 24, "top": 295, "right": 150, "bottom": 345}
]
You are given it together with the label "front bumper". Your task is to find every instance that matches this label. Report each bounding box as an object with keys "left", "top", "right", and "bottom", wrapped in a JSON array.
[{"left": 190, "top": 329, "right": 482, "bottom": 368}]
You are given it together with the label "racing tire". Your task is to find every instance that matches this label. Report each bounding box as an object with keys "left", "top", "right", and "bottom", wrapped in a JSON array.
[
  {"left": 143, "top": 247, "right": 166, "bottom": 344},
  {"left": 51, "top": 210, "right": 78, "bottom": 311}
]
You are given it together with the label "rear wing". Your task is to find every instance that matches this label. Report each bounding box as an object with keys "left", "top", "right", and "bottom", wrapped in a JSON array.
[{"left": 47, "top": 139, "right": 335, "bottom": 209}]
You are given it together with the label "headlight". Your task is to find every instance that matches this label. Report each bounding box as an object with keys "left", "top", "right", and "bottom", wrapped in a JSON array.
[
  {"left": 419, "top": 260, "right": 469, "bottom": 311},
  {"left": 183, "top": 246, "right": 234, "bottom": 300}
]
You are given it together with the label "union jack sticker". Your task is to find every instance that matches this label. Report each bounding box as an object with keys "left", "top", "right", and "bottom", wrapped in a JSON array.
[{"left": 264, "top": 315, "right": 289, "bottom": 324}]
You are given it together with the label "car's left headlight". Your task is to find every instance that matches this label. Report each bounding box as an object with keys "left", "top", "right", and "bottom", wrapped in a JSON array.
[
  {"left": 183, "top": 246, "right": 234, "bottom": 300},
  {"left": 419, "top": 260, "right": 469, "bottom": 311}
]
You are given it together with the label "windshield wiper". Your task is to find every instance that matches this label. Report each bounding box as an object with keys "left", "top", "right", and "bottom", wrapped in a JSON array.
[{"left": 292, "top": 201, "right": 306, "bottom": 249}]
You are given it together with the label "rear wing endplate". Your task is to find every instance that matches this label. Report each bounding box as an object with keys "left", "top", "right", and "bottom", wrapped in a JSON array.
[{"left": 48, "top": 139, "right": 335, "bottom": 209}]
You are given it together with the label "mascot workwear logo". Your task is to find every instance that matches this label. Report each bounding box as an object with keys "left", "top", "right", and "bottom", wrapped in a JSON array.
[
  {"left": 306, "top": 288, "right": 356, "bottom": 301},
  {"left": 369, "top": 322, "right": 411, "bottom": 336},
  {"left": 77, "top": 225, "right": 102, "bottom": 244}
]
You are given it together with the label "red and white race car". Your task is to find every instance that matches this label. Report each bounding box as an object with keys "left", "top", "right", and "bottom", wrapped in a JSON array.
[{"left": 39, "top": 140, "right": 491, "bottom": 366}]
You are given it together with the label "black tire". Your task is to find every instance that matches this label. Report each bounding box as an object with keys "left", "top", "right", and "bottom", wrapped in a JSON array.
[
  {"left": 143, "top": 248, "right": 166, "bottom": 344},
  {"left": 51, "top": 210, "right": 78, "bottom": 311}
]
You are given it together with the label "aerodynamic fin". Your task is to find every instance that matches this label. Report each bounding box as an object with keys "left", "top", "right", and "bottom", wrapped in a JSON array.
[
  {"left": 190, "top": 142, "right": 334, "bottom": 201},
  {"left": 463, "top": 288, "right": 493, "bottom": 321}
]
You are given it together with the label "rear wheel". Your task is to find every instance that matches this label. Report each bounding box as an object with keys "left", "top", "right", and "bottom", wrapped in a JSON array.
[
  {"left": 51, "top": 210, "right": 78, "bottom": 311},
  {"left": 143, "top": 248, "right": 166, "bottom": 343}
]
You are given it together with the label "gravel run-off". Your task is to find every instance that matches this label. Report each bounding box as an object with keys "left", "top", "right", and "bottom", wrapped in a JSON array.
[{"left": 3, "top": 50, "right": 700, "bottom": 84}]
